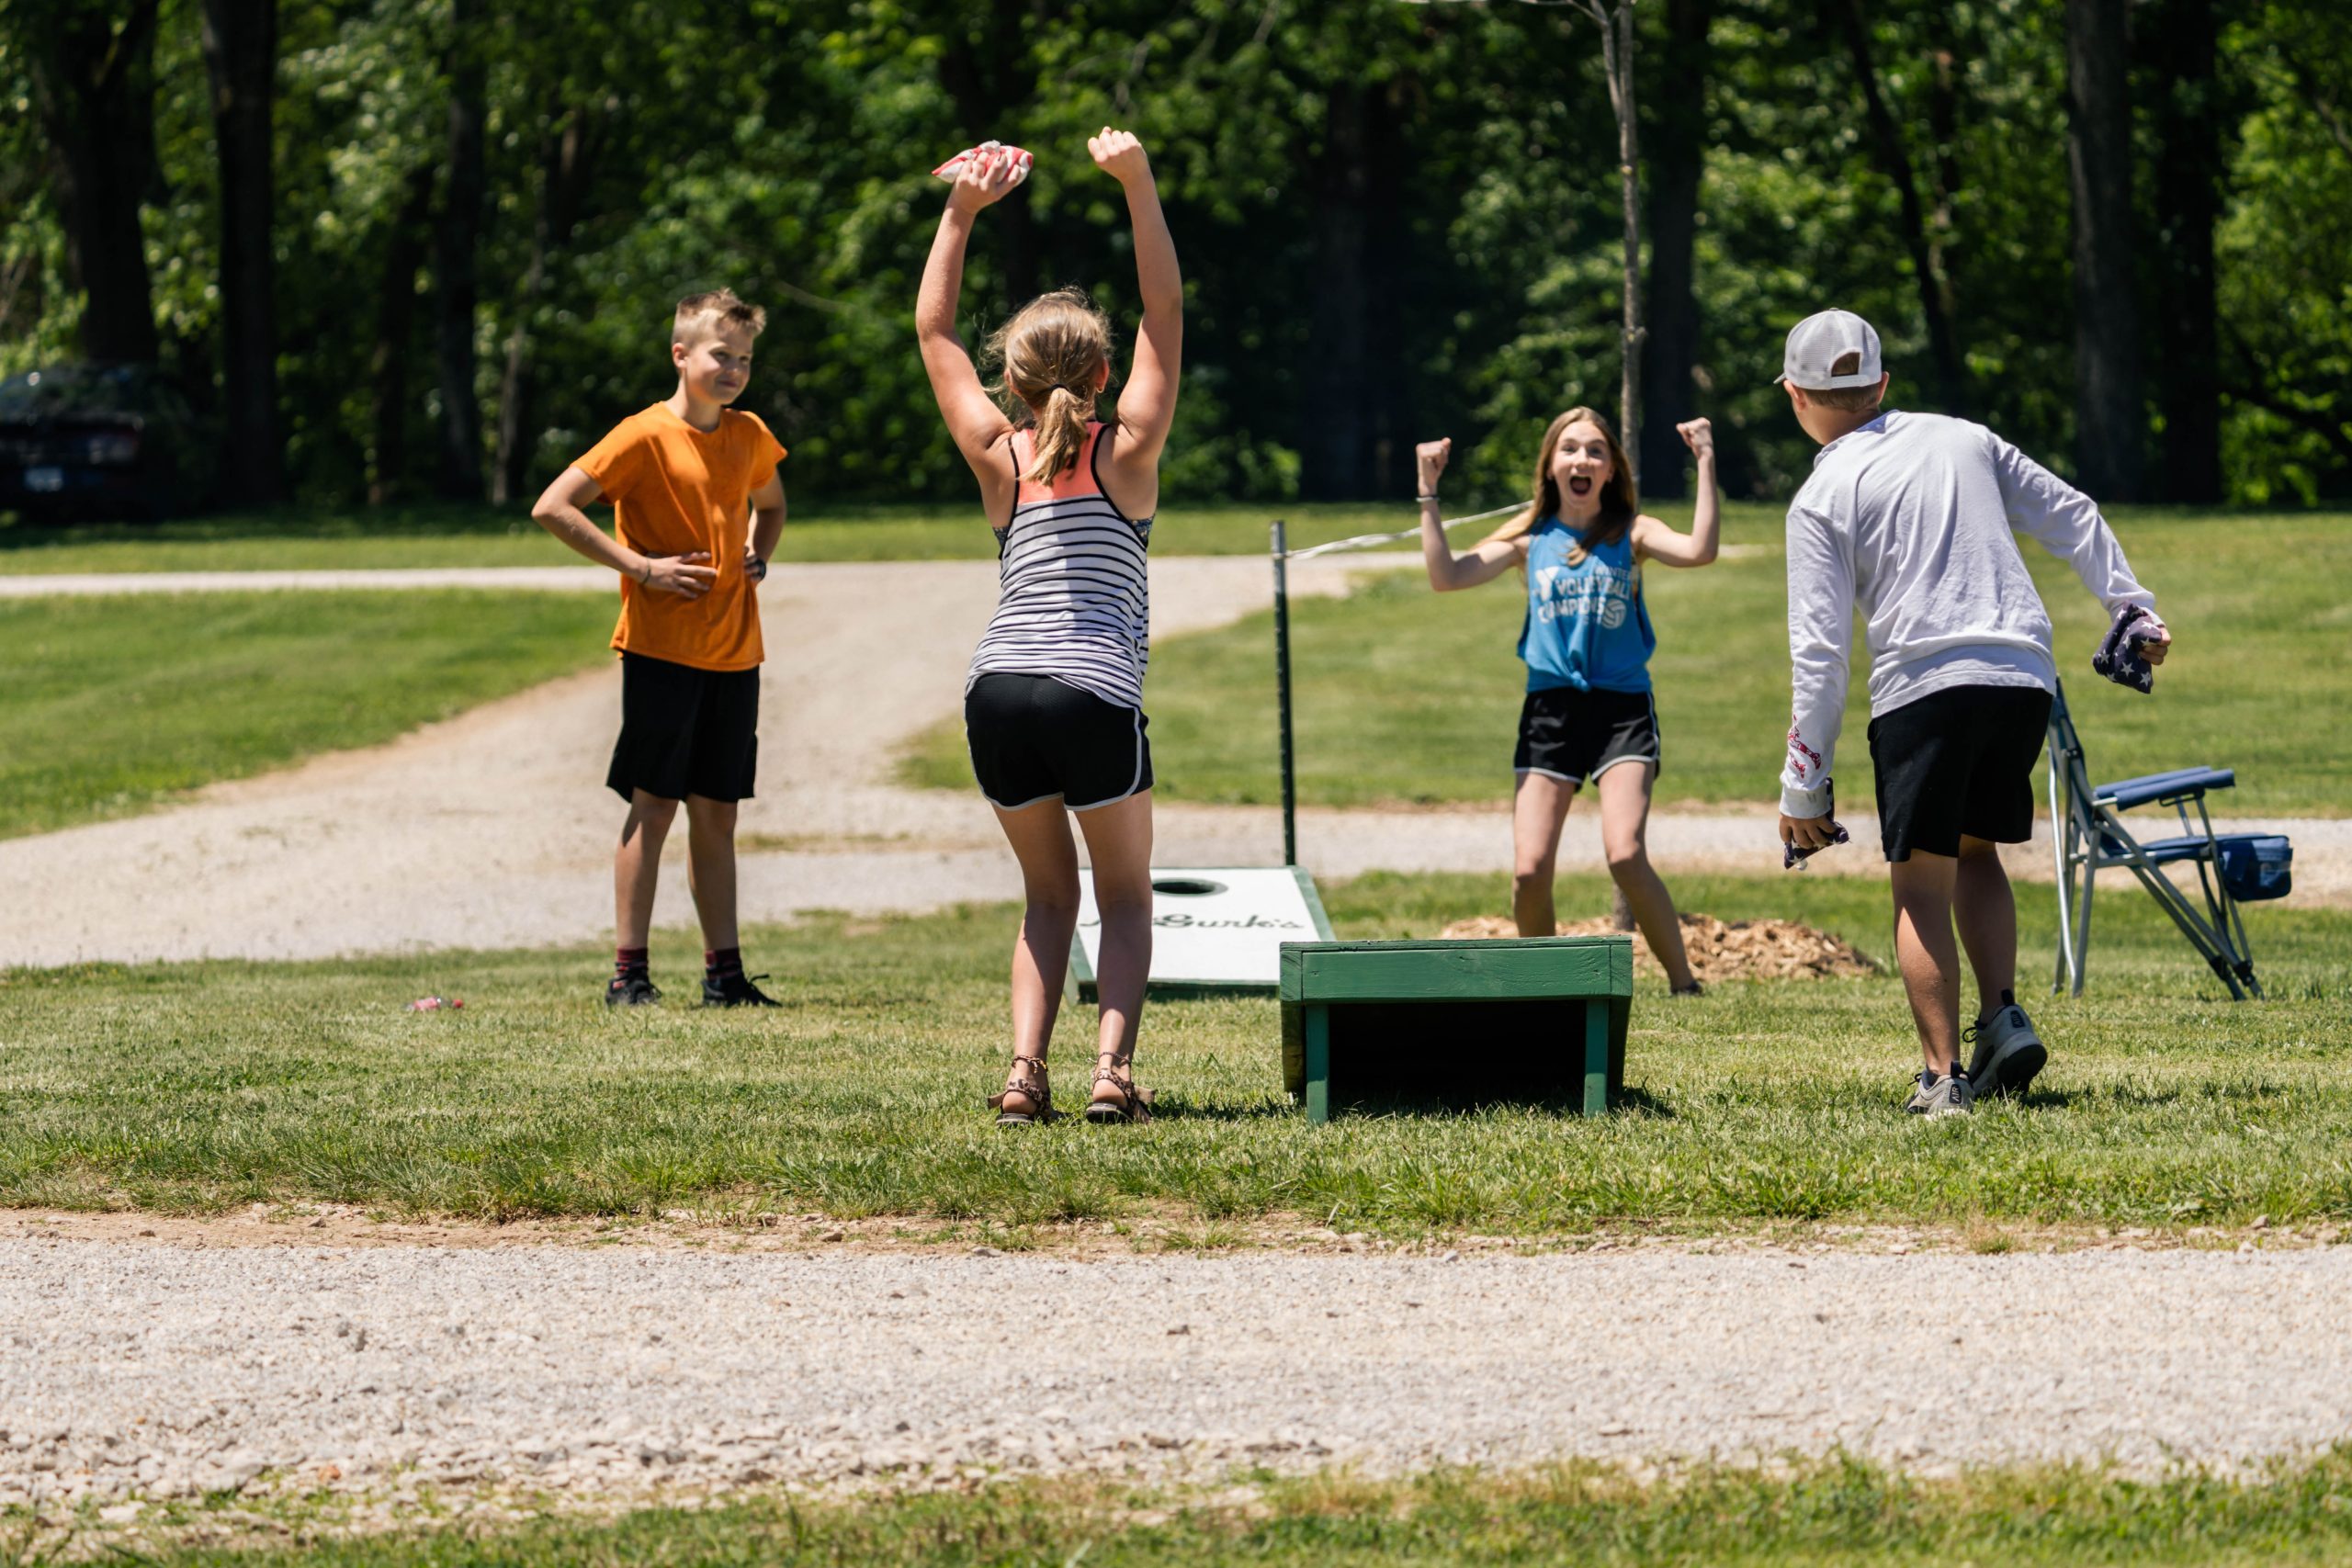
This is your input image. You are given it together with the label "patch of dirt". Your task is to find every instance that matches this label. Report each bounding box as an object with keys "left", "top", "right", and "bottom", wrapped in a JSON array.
[{"left": 1438, "top": 912, "right": 1878, "bottom": 983}]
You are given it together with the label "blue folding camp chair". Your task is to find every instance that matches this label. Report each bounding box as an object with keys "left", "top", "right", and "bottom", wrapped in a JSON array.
[{"left": 2046, "top": 680, "right": 2293, "bottom": 1000}]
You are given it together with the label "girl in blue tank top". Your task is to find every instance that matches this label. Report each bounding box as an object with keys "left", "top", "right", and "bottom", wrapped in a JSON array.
[
  {"left": 1414, "top": 407, "right": 1723, "bottom": 993},
  {"left": 1519, "top": 517, "right": 1656, "bottom": 693}
]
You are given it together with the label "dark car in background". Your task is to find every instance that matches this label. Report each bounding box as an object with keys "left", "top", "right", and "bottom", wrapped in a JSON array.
[{"left": 0, "top": 364, "right": 219, "bottom": 522}]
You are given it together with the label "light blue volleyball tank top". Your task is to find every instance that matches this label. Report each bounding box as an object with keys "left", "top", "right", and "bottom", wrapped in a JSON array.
[{"left": 1516, "top": 516, "right": 1656, "bottom": 694}]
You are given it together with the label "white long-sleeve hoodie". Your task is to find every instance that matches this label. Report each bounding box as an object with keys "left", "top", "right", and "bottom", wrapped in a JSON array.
[{"left": 1779, "top": 411, "right": 2154, "bottom": 818}]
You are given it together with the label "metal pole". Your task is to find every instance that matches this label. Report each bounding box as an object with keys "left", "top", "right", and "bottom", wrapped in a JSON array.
[{"left": 1272, "top": 519, "right": 1297, "bottom": 867}]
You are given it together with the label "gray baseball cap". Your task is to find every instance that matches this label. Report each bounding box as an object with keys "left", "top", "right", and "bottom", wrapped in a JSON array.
[{"left": 1778, "top": 309, "right": 1883, "bottom": 389}]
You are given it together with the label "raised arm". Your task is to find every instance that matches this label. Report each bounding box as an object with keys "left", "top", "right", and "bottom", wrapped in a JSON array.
[
  {"left": 1094, "top": 129, "right": 1182, "bottom": 496},
  {"left": 1414, "top": 437, "right": 1526, "bottom": 591},
  {"left": 915, "top": 151, "right": 1023, "bottom": 477},
  {"left": 1632, "top": 418, "right": 1722, "bottom": 568}
]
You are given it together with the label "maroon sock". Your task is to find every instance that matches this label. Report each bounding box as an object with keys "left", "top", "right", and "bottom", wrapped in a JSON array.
[
  {"left": 705, "top": 946, "right": 742, "bottom": 981},
  {"left": 614, "top": 946, "right": 650, "bottom": 984}
]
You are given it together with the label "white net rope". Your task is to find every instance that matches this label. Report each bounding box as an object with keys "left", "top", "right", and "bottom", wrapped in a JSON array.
[{"left": 1278, "top": 502, "right": 1523, "bottom": 561}]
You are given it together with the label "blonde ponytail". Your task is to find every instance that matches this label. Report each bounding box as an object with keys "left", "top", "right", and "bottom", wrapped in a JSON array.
[
  {"left": 985, "top": 287, "right": 1115, "bottom": 481},
  {"left": 1028, "top": 384, "right": 1097, "bottom": 483}
]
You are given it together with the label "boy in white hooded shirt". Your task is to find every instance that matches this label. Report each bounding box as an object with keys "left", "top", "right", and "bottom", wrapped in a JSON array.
[{"left": 1773, "top": 310, "right": 2171, "bottom": 1117}]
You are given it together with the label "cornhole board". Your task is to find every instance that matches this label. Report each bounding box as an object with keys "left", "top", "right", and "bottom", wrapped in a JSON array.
[
  {"left": 1279, "top": 936, "right": 1634, "bottom": 1122},
  {"left": 1069, "top": 866, "right": 1334, "bottom": 1002}
]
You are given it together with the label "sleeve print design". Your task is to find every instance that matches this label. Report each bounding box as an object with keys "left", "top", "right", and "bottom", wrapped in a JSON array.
[{"left": 1785, "top": 726, "right": 1824, "bottom": 784}]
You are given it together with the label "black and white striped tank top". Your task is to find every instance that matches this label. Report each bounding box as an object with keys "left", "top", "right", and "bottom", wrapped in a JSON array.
[{"left": 967, "top": 422, "right": 1154, "bottom": 711}]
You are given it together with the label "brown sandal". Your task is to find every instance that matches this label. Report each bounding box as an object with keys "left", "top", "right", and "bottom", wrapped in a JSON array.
[
  {"left": 1085, "top": 1059, "right": 1154, "bottom": 1124},
  {"left": 987, "top": 1055, "right": 1054, "bottom": 1126}
]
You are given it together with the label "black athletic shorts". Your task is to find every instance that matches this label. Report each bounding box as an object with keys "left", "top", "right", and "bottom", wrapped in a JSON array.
[
  {"left": 1512, "top": 685, "right": 1661, "bottom": 785},
  {"left": 1867, "top": 683, "right": 2052, "bottom": 861},
  {"left": 965, "top": 671, "right": 1152, "bottom": 811},
  {"left": 606, "top": 651, "right": 760, "bottom": 804}
]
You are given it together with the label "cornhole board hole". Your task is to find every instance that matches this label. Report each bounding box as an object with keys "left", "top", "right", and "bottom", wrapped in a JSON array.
[
  {"left": 1279, "top": 936, "right": 1634, "bottom": 1122},
  {"left": 1069, "top": 866, "right": 1335, "bottom": 1002}
]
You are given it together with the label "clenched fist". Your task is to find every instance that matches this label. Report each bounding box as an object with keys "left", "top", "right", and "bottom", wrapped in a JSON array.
[
  {"left": 1415, "top": 436, "right": 1453, "bottom": 494},
  {"left": 1088, "top": 128, "right": 1152, "bottom": 187}
]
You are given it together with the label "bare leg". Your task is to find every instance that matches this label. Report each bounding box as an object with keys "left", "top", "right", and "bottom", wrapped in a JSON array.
[
  {"left": 1074, "top": 790, "right": 1155, "bottom": 1108},
  {"left": 1510, "top": 772, "right": 1577, "bottom": 937},
  {"left": 989, "top": 796, "right": 1082, "bottom": 1115},
  {"left": 1595, "top": 761, "right": 1697, "bottom": 991},
  {"left": 1888, "top": 849, "right": 1963, "bottom": 1076},
  {"left": 683, "top": 795, "right": 741, "bottom": 952},
  {"left": 1952, "top": 834, "right": 2017, "bottom": 1021},
  {"left": 615, "top": 791, "right": 680, "bottom": 950}
]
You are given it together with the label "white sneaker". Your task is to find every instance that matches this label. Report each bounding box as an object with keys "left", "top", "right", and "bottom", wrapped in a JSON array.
[
  {"left": 1964, "top": 1004, "right": 2047, "bottom": 1100},
  {"left": 1905, "top": 1070, "right": 1973, "bottom": 1119}
]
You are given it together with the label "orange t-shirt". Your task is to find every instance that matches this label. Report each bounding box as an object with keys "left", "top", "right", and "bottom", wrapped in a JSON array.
[{"left": 574, "top": 404, "right": 787, "bottom": 671}]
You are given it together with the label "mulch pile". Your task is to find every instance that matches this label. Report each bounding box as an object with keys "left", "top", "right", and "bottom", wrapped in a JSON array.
[{"left": 1437, "top": 911, "right": 1877, "bottom": 983}]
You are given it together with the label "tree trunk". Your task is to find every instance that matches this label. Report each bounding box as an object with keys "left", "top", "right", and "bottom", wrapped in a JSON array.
[
  {"left": 199, "top": 0, "right": 285, "bottom": 504},
  {"left": 1599, "top": 0, "right": 1644, "bottom": 481},
  {"left": 1365, "top": 79, "right": 1412, "bottom": 498},
  {"left": 1925, "top": 6, "right": 1966, "bottom": 381},
  {"left": 434, "top": 0, "right": 488, "bottom": 500},
  {"left": 935, "top": 0, "right": 1045, "bottom": 304},
  {"left": 368, "top": 164, "right": 434, "bottom": 506},
  {"left": 1637, "top": 0, "right": 1713, "bottom": 499},
  {"left": 2064, "top": 0, "right": 2146, "bottom": 498},
  {"left": 492, "top": 107, "right": 601, "bottom": 504},
  {"left": 1299, "top": 83, "right": 1374, "bottom": 500},
  {"left": 27, "top": 0, "right": 164, "bottom": 364},
  {"left": 1830, "top": 0, "right": 1967, "bottom": 414},
  {"left": 2146, "top": 0, "right": 2222, "bottom": 502}
]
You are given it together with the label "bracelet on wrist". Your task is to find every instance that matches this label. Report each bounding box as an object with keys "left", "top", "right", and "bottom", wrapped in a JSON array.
[{"left": 1417, "top": 492, "right": 1440, "bottom": 504}]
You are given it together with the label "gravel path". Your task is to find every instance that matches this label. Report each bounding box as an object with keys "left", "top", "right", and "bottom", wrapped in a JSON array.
[
  {"left": 4, "top": 556, "right": 2342, "bottom": 966},
  {"left": 6, "top": 1236, "right": 2347, "bottom": 1506}
]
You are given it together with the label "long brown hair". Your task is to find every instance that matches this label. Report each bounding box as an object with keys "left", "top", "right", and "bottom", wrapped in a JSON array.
[
  {"left": 1481, "top": 406, "right": 1641, "bottom": 563},
  {"left": 985, "top": 288, "right": 1114, "bottom": 482}
]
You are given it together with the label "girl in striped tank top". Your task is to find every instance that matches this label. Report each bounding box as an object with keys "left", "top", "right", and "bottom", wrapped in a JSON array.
[{"left": 917, "top": 129, "right": 1182, "bottom": 1126}]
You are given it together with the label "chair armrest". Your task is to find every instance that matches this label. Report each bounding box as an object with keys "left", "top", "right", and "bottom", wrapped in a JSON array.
[{"left": 2094, "top": 766, "right": 2235, "bottom": 811}]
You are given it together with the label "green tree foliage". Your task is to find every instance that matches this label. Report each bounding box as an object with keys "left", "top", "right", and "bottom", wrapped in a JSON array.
[{"left": 0, "top": 0, "right": 2345, "bottom": 508}]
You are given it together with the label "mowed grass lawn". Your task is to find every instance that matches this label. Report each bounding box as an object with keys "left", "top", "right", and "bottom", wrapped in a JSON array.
[
  {"left": 4, "top": 870, "right": 2346, "bottom": 1232},
  {"left": 83, "top": 1452, "right": 2352, "bottom": 1568},
  {"left": 0, "top": 499, "right": 1452, "bottom": 574},
  {"left": 0, "top": 592, "right": 611, "bottom": 839},
  {"left": 902, "top": 509, "right": 2352, "bottom": 818}
]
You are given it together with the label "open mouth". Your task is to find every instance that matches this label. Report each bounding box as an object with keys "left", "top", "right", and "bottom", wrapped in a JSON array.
[{"left": 1566, "top": 476, "right": 1594, "bottom": 497}]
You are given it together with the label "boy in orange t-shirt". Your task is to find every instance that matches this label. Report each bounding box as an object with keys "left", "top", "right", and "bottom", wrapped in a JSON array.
[{"left": 531, "top": 288, "right": 788, "bottom": 1008}]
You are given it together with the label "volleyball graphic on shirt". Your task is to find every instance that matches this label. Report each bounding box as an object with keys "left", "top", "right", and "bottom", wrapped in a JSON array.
[{"left": 1600, "top": 597, "right": 1628, "bottom": 629}]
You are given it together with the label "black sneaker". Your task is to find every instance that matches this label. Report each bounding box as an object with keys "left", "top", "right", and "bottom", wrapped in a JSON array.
[
  {"left": 605, "top": 973, "right": 662, "bottom": 1009},
  {"left": 702, "top": 970, "right": 781, "bottom": 1008}
]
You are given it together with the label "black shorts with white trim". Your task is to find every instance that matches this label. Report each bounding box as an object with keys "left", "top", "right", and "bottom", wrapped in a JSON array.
[
  {"left": 965, "top": 671, "right": 1153, "bottom": 812},
  {"left": 1511, "top": 685, "right": 1660, "bottom": 786}
]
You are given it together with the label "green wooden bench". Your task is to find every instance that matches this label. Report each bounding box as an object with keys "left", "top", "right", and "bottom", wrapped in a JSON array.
[{"left": 1279, "top": 936, "right": 1635, "bottom": 1122}]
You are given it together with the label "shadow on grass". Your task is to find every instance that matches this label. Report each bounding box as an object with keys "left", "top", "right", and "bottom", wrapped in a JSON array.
[
  {"left": 1318, "top": 1084, "right": 1679, "bottom": 1122},
  {"left": 1139, "top": 1096, "right": 1299, "bottom": 1123}
]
